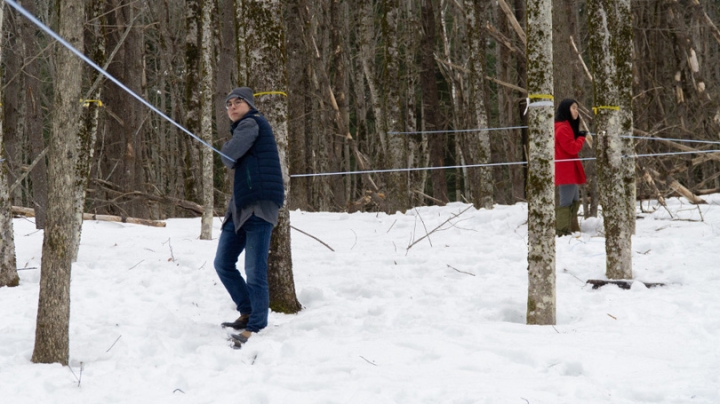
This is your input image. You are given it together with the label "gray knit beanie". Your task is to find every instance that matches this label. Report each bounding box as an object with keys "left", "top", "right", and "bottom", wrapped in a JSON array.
[{"left": 225, "top": 87, "right": 257, "bottom": 111}]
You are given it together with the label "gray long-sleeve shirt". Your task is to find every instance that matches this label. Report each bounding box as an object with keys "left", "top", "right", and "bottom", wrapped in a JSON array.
[{"left": 221, "top": 115, "right": 280, "bottom": 232}]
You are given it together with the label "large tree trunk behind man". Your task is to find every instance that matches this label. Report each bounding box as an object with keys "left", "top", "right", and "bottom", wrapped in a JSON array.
[
  {"left": 240, "top": 0, "right": 301, "bottom": 313},
  {"left": 32, "top": 0, "right": 85, "bottom": 365},
  {"left": 0, "top": 1, "right": 20, "bottom": 288},
  {"left": 526, "top": 0, "right": 557, "bottom": 326}
]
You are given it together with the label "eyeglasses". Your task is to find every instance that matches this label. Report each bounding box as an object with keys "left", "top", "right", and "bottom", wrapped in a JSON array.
[{"left": 226, "top": 99, "right": 245, "bottom": 109}]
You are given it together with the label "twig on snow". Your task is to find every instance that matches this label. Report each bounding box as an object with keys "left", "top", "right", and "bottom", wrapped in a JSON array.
[
  {"left": 360, "top": 356, "right": 377, "bottom": 366},
  {"left": 106, "top": 335, "right": 122, "bottom": 352},
  {"left": 128, "top": 260, "right": 144, "bottom": 270},
  {"left": 447, "top": 264, "right": 475, "bottom": 276},
  {"left": 291, "top": 225, "right": 335, "bottom": 252},
  {"left": 406, "top": 205, "right": 474, "bottom": 252},
  {"left": 415, "top": 208, "right": 432, "bottom": 248},
  {"left": 350, "top": 229, "right": 358, "bottom": 250},
  {"left": 162, "top": 238, "right": 175, "bottom": 262},
  {"left": 78, "top": 362, "right": 84, "bottom": 387}
]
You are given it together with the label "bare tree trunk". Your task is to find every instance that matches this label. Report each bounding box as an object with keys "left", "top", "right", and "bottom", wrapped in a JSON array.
[
  {"left": 588, "top": 0, "right": 632, "bottom": 280},
  {"left": 199, "top": 0, "right": 215, "bottom": 240},
  {"left": 329, "top": 0, "right": 348, "bottom": 209},
  {"left": 71, "top": 0, "right": 106, "bottom": 262},
  {"left": 185, "top": 0, "right": 202, "bottom": 206},
  {"left": 242, "top": 0, "right": 301, "bottom": 313},
  {"left": 0, "top": 4, "right": 20, "bottom": 288},
  {"left": 3, "top": 12, "right": 24, "bottom": 208},
  {"left": 401, "top": 2, "right": 425, "bottom": 207},
  {"left": 286, "top": 0, "right": 310, "bottom": 210},
  {"left": 420, "top": 0, "right": 448, "bottom": 205},
  {"left": 20, "top": 0, "right": 48, "bottom": 228},
  {"left": 515, "top": 0, "right": 529, "bottom": 203},
  {"left": 465, "top": 0, "right": 493, "bottom": 209},
  {"left": 32, "top": 0, "right": 84, "bottom": 365},
  {"left": 494, "top": 4, "right": 525, "bottom": 204},
  {"left": 552, "top": 0, "right": 580, "bottom": 99},
  {"left": 383, "top": 0, "right": 410, "bottom": 212},
  {"left": 358, "top": 0, "right": 386, "bottom": 154},
  {"left": 616, "top": 0, "right": 636, "bottom": 235},
  {"left": 526, "top": 0, "right": 556, "bottom": 326},
  {"left": 101, "top": 1, "right": 147, "bottom": 218},
  {"left": 215, "top": 0, "right": 236, "bottom": 213}
]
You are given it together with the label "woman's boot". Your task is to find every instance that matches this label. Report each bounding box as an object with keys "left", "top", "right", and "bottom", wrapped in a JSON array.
[{"left": 556, "top": 206, "right": 572, "bottom": 236}]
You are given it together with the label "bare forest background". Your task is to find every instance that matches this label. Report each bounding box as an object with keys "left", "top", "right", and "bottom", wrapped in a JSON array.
[{"left": 3, "top": 0, "right": 720, "bottom": 223}]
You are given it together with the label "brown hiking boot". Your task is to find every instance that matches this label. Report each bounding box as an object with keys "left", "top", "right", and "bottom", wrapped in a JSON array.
[{"left": 221, "top": 314, "right": 249, "bottom": 330}]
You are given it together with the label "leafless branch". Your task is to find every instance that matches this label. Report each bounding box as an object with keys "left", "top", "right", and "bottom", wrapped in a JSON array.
[{"left": 291, "top": 226, "right": 335, "bottom": 252}]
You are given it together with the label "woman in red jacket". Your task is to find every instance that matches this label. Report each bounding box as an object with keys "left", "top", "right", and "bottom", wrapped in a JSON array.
[{"left": 555, "top": 99, "right": 587, "bottom": 236}]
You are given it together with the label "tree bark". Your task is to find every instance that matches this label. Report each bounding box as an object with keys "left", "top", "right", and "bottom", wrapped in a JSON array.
[
  {"left": 21, "top": 0, "right": 49, "bottom": 229},
  {"left": 199, "top": 0, "right": 215, "bottom": 240},
  {"left": 242, "top": 0, "right": 301, "bottom": 313},
  {"left": 0, "top": 3, "right": 20, "bottom": 288},
  {"left": 71, "top": 0, "right": 106, "bottom": 262},
  {"left": 3, "top": 11, "right": 24, "bottom": 209},
  {"left": 32, "top": 0, "right": 85, "bottom": 365},
  {"left": 184, "top": 0, "right": 202, "bottom": 206},
  {"left": 526, "top": 0, "right": 556, "bottom": 326},
  {"left": 420, "top": 0, "right": 448, "bottom": 206},
  {"left": 286, "top": 0, "right": 310, "bottom": 211},
  {"left": 383, "top": 0, "right": 411, "bottom": 212},
  {"left": 213, "top": 0, "right": 236, "bottom": 214},
  {"left": 101, "top": 1, "right": 148, "bottom": 219},
  {"left": 464, "top": 0, "right": 493, "bottom": 209},
  {"left": 588, "top": 0, "right": 632, "bottom": 280},
  {"left": 329, "top": 0, "right": 348, "bottom": 209},
  {"left": 616, "top": 0, "right": 636, "bottom": 236}
]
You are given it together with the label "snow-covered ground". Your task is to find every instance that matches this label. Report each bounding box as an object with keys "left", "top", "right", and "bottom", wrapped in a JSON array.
[{"left": 1, "top": 196, "right": 719, "bottom": 403}]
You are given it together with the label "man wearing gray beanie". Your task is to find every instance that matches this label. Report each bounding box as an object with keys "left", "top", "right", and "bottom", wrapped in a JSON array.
[{"left": 213, "top": 87, "right": 284, "bottom": 348}]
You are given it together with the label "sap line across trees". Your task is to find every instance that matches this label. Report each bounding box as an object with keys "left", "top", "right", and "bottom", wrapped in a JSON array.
[{"left": 1, "top": 0, "right": 719, "bottom": 365}]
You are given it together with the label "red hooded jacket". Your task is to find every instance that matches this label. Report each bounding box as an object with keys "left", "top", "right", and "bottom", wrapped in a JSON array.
[{"left": 554, "top": 120, "right": 586, "bottom": 185}]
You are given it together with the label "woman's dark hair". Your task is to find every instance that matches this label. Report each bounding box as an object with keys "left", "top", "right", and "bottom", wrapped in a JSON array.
[{"left": 555, "top": 98, "right": 580, "bottom": 138}]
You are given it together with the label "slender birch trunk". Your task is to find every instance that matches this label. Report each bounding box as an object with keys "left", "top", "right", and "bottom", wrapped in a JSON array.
[
  {"left": 32, "top": 0, "right": 84, "bottom": 365},
  {"left": 199, "top": 0, "right": 215, "bottom": 240},
  {"left": 241, "top": 0, "right": 301, "bottom": 313},
  {"left": 526, "top": 0, "right": 556, "bottom": 325},
  {"left": 0, "top": 3, "right": 20, "bottom": 288},
  {"left": 588, "top": 0, "right": 632, "bottom": 280}
]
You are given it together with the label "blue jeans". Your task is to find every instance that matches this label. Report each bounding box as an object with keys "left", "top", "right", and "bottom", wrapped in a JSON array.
[{"left": 214, "top": 215, "right": 274, "bottom": 332}]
